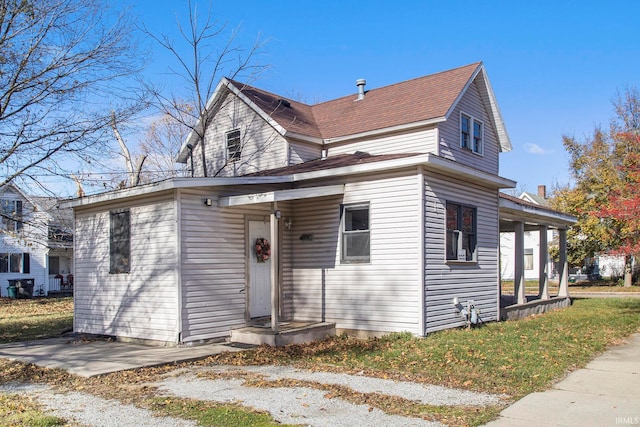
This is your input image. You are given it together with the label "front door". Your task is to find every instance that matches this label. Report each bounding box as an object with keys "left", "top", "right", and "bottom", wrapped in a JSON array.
[{"left": 248, "top": 220, "right": 271, "bottom": 318}]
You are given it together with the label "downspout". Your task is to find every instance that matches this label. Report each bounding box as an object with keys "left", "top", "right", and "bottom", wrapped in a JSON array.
[{"left": 417, "top": 165, "right": 426, "bottom": 336}]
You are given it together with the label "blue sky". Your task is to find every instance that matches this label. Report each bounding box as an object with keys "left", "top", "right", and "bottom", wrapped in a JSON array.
[{"left": 128, "top": 0, "right": 640, "bottom": 194}]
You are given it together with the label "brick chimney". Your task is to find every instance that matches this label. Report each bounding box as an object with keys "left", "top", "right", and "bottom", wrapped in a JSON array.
[{"left": 537, "top": 185, "right": 547, "bottom": 200}]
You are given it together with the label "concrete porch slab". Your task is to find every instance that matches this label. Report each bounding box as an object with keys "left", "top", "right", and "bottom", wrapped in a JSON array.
[{"left": 231, "top": 322, "right": 336, "bottom": 346}]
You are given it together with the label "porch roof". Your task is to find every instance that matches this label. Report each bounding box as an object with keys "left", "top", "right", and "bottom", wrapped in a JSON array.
[
  {"left": 218, "top": 184, "right": 345, "bottom": 207},
  {"left": 499, "top": 193, "right": 576, "bottom": 231}
]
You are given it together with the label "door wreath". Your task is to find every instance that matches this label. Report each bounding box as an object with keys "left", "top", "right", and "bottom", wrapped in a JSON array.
[{"left": 255, "top": 238, "right": 271, "bottom": 262}]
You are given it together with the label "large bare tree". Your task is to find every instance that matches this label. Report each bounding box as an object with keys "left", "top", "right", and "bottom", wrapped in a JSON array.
[
  {"left": 0, "top": 0, "right": 146, "bottom": 192},
  {"left": 144, "top": 0, "right": 268, "bottom": 177}
]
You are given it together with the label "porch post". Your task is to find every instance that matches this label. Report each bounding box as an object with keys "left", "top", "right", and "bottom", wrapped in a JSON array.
[
  {"left": 538, "top": 225, "right": 550, "bottom": 300},
  {"left": 514, "top": 221, "right": 526, "bottom": 305},
  {"left": 513, "top": 221, "right": 527, "bottom": 304},
  {"left": 270, "top": 202, "right": 279, "bottom": 333},
  {"left": 558, "top": 228, "right": 569, "bottom": 298}
]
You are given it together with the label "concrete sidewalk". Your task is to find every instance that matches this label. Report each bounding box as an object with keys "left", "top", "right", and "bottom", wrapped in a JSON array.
[
  {"left": 0, "top": 336, "right": 246, "bottom": 377},
  {"left": 484, "top": 332, "right": 640, "bottom": 426}
]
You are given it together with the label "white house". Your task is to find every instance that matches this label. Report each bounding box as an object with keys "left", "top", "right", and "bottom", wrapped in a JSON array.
[
  {"left": 0, "top": 184, "right": 74, "bottom": 297},
  {"left": 65, "top": 62, "right": 574, "bottom": 345},
  {"left": 500, "top": 186, "right": 557, "bottom": 281}
]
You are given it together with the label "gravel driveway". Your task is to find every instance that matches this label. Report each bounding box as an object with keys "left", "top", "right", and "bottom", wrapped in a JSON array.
[{"left": 1, "top": 365, "right": 504, "bottom": 426}]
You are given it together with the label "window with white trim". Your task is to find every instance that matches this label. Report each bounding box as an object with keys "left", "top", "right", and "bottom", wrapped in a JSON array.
[
  {"left": 341, "top": 203, "right": 370, "bottom": 263},
  {"left": 110, "top": 209, "right": 130, "bottom": 274},
  {"left": 0, "top": 252, "right": 30, "bottom": 273},
  {"left": 460, "top": 112, "right": 483, "bottom": 154},
  {"left": 0, "top": 199, "right": 23, "bottom": 232},
  {"left": 524, "top": 248, "right": 534, "bottom": 270},
  {"left": 226, "top": 129, "right": 241, "bottom": 162},
  {"left": 446, "top": 202, "right": 477, "bottom": 262}
]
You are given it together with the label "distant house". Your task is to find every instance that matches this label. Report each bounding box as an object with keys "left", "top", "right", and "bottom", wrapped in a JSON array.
[
  {"left": 0, "top": 184, "right": 73, "bottom": 297},
  {"left": 65, "top": 62, "right": 574, "bottom": 345},
  {"left": 500, "top": 185, "right": 557, "bottom": 281}
]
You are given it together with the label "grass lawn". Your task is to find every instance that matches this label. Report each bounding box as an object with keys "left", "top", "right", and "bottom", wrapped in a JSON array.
[
  {"left": 0, "top": 297, "right": 73, "bottom": 344},
  {"left": 1, "top": 296, "right": 639, "bottom": 426}
]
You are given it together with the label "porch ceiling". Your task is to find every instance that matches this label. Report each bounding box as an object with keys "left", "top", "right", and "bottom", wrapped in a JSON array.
[
  {"left": 217, "top": 184, "right": 345, "bottom": 207},
  {"left": 499, "top": 198, "right": 576, "bottom": 232}
]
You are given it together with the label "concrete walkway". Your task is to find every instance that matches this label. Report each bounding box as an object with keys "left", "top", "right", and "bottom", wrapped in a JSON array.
[
  {"left": 484, "top": 332, "right": 640, "bottom": 427},
  {"left": 0, "top": 336, "right": 245, "bottom": 377}
]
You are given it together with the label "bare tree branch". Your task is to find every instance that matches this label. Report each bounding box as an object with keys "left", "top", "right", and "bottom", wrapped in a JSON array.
[{"left": 0, "top": 0, "right": 148, "bottom": 191}]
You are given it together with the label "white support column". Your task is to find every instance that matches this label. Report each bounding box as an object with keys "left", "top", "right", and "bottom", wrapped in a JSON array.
[
  {"left": 538, "top": 225, "right": 550, "bottom": 300},
  {"left": 270, "top": 202, "right": 280, "bottom": 333},
  {"left": 514, "top": 221, "right": 526, "bottom": 305},
  {"left": 558, "top": 228, "right": 569, "bottom": 298}
]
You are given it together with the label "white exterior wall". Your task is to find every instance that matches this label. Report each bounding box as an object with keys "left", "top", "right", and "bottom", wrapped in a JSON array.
[
  {"left": 191, "top": 93, "right": 288, "bottom": 177},
  {"left": 287, "top": 171, "right": 421, "bottom": 334},
  {"left": 73, "top": 193, "right": 179, "bottom": 343},
  {"left": 500, "top": 229, "right": 556, "bottom": 281},
  {"left": 178, "top": 188, "right": 276, "bottom": 342},
  {"left": 0, "top": 187, "right": 48, "bottom": 297},
  {"left": 326, "top": 127, "right": 438, "bottom": 157},
  {"left": 289, "top": 140, "right": 321, "bottom": 163},
  {"left": 423, "top": 172, "right": 500, "bottom": 333},
  {"left": 438, "top": 79, "right": 500, "bottom": 174}
]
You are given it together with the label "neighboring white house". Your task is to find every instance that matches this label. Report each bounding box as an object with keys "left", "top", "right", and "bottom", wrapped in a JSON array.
[
  {"left": 65, "top": 62, "right": 574, "bottom": 345},
  {"left": 500, "top": 185, "right": 557, "bottom": 281},
  {"left": 0, "top": 184, "right": 74, "bottom": 297}
]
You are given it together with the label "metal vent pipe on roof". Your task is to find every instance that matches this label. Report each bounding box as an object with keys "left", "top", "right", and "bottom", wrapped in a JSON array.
[{"left": 356, "top": 79, "right": 366, "bottom": 100}]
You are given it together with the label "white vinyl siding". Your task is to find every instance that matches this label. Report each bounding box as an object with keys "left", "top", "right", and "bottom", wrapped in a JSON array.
[
  {"left": 0, "top": 187, "right": 48, "bottom": 297},
  {"left": 287, "top": 171, "right": 421, "bottom": 334},
  {"left": 438, "top": 78, "right": 499, "bottom": 174},
  {"left": 423, "top": 172, "right": 499, "bottom": 333},
  {"left": 178, "top": 188, "right": 274, "bottom": 342},
  {"left": 73, "top": 193, "right": 179, "bottom": 343},
  {"left": 191, "top": 93, "right": 288, "bottom": 177},
  {"left": 327, "top": 127, "right": 438, "bottom": 156},
  {"left": 288, "top": 141, "right": 321, "bottom": 164}
]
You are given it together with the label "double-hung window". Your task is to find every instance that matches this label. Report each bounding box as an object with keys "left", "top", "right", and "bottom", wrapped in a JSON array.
[
  {"left": 460, "top": 112, "right": 483, "bottom": 154},
  {"left": 110, "top": 209, "right": 131, "bottom": 274},
  {"left": 524, "top": 248, "right": 534, "bottom": 270},
  {"left": 0, "top": 199, "right": 23, "bottom": 233},
  {"left": 226, "top": 129, "right": 241, "bottom": 162},
  {"left": 446, "top": 202, "right": 477, "bottom": 262},
  {"left": 341, "top": 203, "right": 370, "bottom": 263}
]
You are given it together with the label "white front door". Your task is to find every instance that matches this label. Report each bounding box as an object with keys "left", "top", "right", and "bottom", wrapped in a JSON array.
[{"left": 249, "top": 220, "right": 271, "bottom": 318}]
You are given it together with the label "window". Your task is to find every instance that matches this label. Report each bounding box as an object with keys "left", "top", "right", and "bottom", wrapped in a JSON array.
[
  {"left": 0, "top": 252, "right": 30, "bottom": 273},
  {"left": 50, "top": 256, "right": 60, "bottom": 275},
  {"left": 0, "top": 199, "right": 23, "bottom": 232},
  {"left": 460, "top": 112, "right": 483, "bottom": 154},
  {"left": 110, "top": 210, "right": 130, "bottom": 274},
  {"left": 446, "top": 202, "right": 477, "bottom": 261},
  {"left": 341, "top": 204, "right": 370, "bottom": 263},
  {"left": 524, "top": 248, "right": 534, "bottom": 270},
  {"left": 226, "top": 129, "right": 241, "bottom": 162}
]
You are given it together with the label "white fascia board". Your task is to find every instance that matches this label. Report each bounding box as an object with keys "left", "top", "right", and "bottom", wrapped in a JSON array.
[
  {"left": 499, "top": 198, "right": 576, "bottom": 227},
  {"left": 290, "top": 153, "right": 516, "bottom": 189},
  {"left": 62, "top": 176, "right": 293, "bottom": 209},
  {"left": 322, "top": 117, "right": 445, "bottom": 145},
  {"left": 218, "top": 184, "right": 345, "bottom": 207},
  {"left": 225, "top": 81, "right": 287, "bottom": 136},
  {"left": 283, "top": 131, "right": 323, "bottom": 144}
]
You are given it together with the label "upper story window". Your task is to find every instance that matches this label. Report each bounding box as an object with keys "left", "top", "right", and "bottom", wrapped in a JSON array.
[
  {"left": 460, "top": 112, "right": 483, "bottom": 155},
  {"left": 110, "top": 209, "right": 130, "bottom": 274},
  {"left": 446, "top": 202, "right": 477, "bottom": 262},
  {"left": 226, "top": 129, "right": 241, "bottom": 162},
  {"left": 341, "top": 203, "right": 370, "bottom": 263},
  {"left": 0, "top": 199, "right": 23, "bottom": 233}
]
